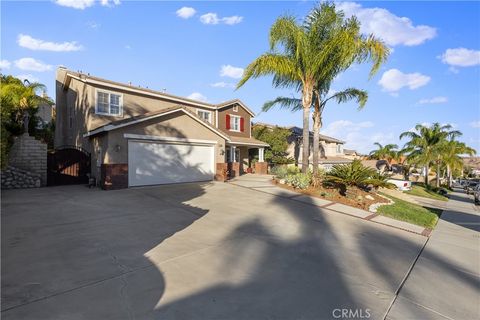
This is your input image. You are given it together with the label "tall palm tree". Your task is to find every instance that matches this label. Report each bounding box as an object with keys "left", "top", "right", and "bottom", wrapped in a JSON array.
[
  {"left": 369, "top": 143, "right": 398, "bottom": 169},
  {"left": 400, "top": 123, "right": 461, "bottom": 186},
  {"left": 237, "top": 3, "right": 388, "bottom": 173},
  {"left": 263, "top": 88, "right": 367, "bottom": 174},
  {"left": 440, "top": 140, "right": 476, "bottom": 188},
  {"left": 1, "top": 76, "right": 49, "bottom": 134}
]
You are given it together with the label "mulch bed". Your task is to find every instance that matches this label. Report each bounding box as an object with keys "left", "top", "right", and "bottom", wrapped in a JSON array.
[{"left": 273, "top": 179, "right": 389, "bottom": 211}]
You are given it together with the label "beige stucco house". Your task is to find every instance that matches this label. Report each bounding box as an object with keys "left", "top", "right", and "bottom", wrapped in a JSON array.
[
  {"left": 253, "top": 123, "right": 352, "bottom": 171},
  {"left": 55, "top": 67, "right": 268, "bottom": 189}
]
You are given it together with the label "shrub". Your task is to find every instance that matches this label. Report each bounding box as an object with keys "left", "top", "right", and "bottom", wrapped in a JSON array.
[
  {"left": 365, "top": 171, "right": 396, "bottom": 189},
  {"left": 286, "top": 172, "right": 311, "bottom": 189},
  {"left": 326, "top": 160, "right": 376, "bottom": 188},
  {"left": 271, "top": 165, "right": 288, "bottom": 179}
]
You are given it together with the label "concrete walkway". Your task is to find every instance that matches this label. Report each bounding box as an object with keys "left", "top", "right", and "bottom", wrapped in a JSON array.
[
  {"left": 386, "top": 189, "right": 480, "bottom": 319},
  {"left": 229, "top": 174, "right": 428, "bottom": 236}
]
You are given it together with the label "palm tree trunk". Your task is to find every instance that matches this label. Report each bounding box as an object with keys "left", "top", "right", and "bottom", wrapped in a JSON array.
[
  {"left": 446, "top": 164, "right": 451, "bottom": 188},
  {"left": 436, "top": 160, "right": 441, "bottom": 188},
  {"left": 301, "top": 86, "right": 313, "bottom": 174},
  {"left": 425, "top": 164, "right": 429, "bottom": 186},
  {"left": 312, "top": 100, "right": 321, "bottom": 175}
]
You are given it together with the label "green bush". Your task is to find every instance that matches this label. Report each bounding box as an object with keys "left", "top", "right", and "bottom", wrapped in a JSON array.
[
  {"left": 325, "top": 159, "right": 395, "bottom": 191},
  {"left": 285, "top": 172, "right": 311, "bottom": 189},
  {"left": 271, "top": 165, "right": 288, "bottom": 179}
]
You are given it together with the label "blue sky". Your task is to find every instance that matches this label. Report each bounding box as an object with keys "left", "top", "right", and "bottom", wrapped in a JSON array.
[{"left": 1, "top": 1, "right": 479, "bottom": 154}]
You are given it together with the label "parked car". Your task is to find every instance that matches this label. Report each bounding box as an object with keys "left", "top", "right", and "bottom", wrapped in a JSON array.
[
  {"left": 466, "top": 181, "right": 479, "bottom": 195},
  {"left": 387, "top": 179, "right": 412, "bottom": 191},
  {"left": 474, "top": 184, "right": 480, "bottom": 205}
]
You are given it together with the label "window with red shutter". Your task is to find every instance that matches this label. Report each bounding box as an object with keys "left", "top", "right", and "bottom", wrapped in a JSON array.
[
  {"left": 226, "top": 114, "right": 230, "bottom": 130},
  {"left": 240, "top": 117, "right": 245, "bottom": 132}
]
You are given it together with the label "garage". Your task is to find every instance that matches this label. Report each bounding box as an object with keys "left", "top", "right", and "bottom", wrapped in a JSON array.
[{"left": 128, "top": 139, "right": 215, "bottom": 187}]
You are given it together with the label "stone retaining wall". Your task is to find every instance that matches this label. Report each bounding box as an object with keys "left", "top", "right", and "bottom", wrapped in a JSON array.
[
  {"left": 8, "top": 134, "right": 47, "bottom": 186},
  {"left": 1, "top": 166, "right": 41, "bottom": 189}
]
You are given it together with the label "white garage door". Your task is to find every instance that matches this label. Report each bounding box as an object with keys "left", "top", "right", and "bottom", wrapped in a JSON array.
[{"left": 128, "top": 140, "right": 214, "bottom": 187}]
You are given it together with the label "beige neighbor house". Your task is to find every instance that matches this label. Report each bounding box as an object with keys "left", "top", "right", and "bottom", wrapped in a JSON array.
[
  {"left": 55, "top": 67, "right": 269, "bottom": 189},
  {"left": 253, "top": 123, "right": 352, "bottom": 171}
]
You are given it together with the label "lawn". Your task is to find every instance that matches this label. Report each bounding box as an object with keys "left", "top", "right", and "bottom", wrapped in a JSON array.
[
  {"left": 377, "top": 194, "right": 443, "bottom": 229},
  {"left": 405, "top": 185, "right": 448, "bottom": 201}
]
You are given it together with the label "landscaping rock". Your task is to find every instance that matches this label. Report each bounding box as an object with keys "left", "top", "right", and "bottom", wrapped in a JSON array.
[
  {"left": 1, "top": 166, "right": 42, "bottom": 189},
  {"left": 365, "top": 195, "right": 375, "bottom": 201}
]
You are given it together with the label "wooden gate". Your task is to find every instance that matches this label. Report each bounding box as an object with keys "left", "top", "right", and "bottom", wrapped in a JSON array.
[{"left": 47, "top": 146, "right": 91, "bottom": 186}]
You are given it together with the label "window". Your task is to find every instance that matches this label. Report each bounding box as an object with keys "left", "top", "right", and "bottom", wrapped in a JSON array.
[
  {"left": 230, "top": 115, "right": 240, "bottom": 131},
  {"left": 336, "top": 144, "right": 342, "bottom": 153},
  {"left": 197, "top": 110, "right": 212, "bottom": 124},
  {"left": 96, "top": 90, "right": 122, "bottom": 116},
  {"left": 232, "top": 105, "right": 238, "bottom": 112}
]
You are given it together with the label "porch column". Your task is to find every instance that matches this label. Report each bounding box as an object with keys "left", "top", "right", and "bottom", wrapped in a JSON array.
[
  {"left": 230, "top": 146, "right": 236, "bottom": 162},
  {"left": 259, "top": 147, "right": 265, "bottom": 162}
]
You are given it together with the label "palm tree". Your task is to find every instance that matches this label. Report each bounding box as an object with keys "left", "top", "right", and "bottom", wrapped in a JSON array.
[
  {"left": 369, "top": 143, "right": 398, "bottom": 170},
  {"left": 400, "top": 123, "right": 461, "bottom": 186},
  {"left": 1, "top": 76, "right": 49, "bottom": 134},
  {"left": 263, "top": 88, "right": 368, "bottom": 175},
  {"left": 440, "top": 140, "right": 476, "bottom": 188},
  {"left": 237, "top": 3, "right": 388, "bottom": 173}
]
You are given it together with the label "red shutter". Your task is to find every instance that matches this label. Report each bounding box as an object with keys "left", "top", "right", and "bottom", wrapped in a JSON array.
[
  {"left": 240, "top": 117, "right": 245, "bottom": 132},
  {"left": 226, "top": 114, "right": 231, "bottom": 130}
]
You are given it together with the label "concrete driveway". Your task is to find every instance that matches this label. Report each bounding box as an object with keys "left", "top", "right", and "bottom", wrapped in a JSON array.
[{"left": 2, "top": 178, "right": 427, "bottom": 319}]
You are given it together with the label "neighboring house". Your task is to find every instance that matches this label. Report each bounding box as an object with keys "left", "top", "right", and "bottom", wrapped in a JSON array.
[
  {"left": 55, "top": 67, "right": 269, "bottom": 189},
  {"left": 343, "top": 149, "right": 361, "bottom": 160},
  {"left": 463, "top": 157, "right": 480, "bottom": 177},
  {"left": 253, "top": 123, "right": 351, "bottom": 170},
  {"left": 36, "top": 92, "right": 54, "bottom": 127}
]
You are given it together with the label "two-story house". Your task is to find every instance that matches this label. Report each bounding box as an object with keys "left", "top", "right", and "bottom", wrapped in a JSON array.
[
  {"left": 253, "top": 123, "right": 352, "bottom": 171},
  {"left": 55, "top": 67, "right": 268, "bottom": 189}
]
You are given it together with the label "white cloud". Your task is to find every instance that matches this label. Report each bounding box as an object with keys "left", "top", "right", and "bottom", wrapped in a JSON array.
[
  {"left": 16, "top": 74, "right": 39, "bottom": 83},
  {"left": 86, "top": 21, "right": 100, "bottom": 29},
  {"left": 125, "top": 45, "right": 131, "bottom": 49},
  {"left": 337, "top": 2, "right": 436, "bottom": 46},
  {"left": 18, "top": 34, "right": 83, "bottom": 52},
  {"left": 14, "top": 58, "right": 52, "bottom": 72},
  {"left": 222, "top": 16, "right": 243, "bottom": 25},
  {"left": 470, "top": 121, "right": 480, "bottom": 128},
  {"left": 378, "top": 69, "right": 430, "bottom": 93},
  {"left": 55, "top": 0, "right": 95, "bottom": 9},
  {"left": 55, "top": 0, "right": 119, "bottom": 9},
  {"left": 187, "top": 92, "right": 208, "bottom": 102},
  {"left": 200, "top": 13, "right": 243, "bottom": 25},
  {"left": 418, "top": 96, "right": 448, "bottom": 104},
  {"left": 200, "top": 13, "right": 220, "bottom": 24},
  {"left": 100, "top": 0, "right": 120, "bottom": 7},
  {"left": 176, "top": 7, "right": 196, "bottom": 19},
  {"left": 322, "top": 120, "right": 374, "bottom": 137},
  {"left": 321, "top": 120, "right": 395, "bottom": 154},
  {"left": 220, "top": 65, "right": 244, "bottom": 79},
  {"left": 211, "top": 81, "right": 235, "bottom": 88},
  {"left": 0, "top": 59, "right": 11, "bottom": 69},
  {"left": 439, "top": 48, "right": 480, "bottom": 67}
]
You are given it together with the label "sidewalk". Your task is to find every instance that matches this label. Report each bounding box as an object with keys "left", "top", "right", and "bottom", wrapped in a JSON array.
[
  {"left": 228, "top": 174, "right": 429, "bottom": 236},
  {"left": 386, "top": 189, "right": 480, "bottom": 319}
]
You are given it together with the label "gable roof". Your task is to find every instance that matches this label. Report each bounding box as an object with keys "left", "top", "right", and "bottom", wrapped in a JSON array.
[
  {"left": 61, "top": 68, "right": 255, "bottom": 115},
  {"left": 215, "top": 99, "right": 255, "bottom": 117},
  {"left": 83, "top": 106, "right": 230, "bottom": 141},
  {"left": 253, "top": 122, "right": 345, "bottom": 144}
]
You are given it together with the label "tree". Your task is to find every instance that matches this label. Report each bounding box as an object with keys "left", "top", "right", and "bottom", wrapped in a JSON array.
[
  {"left": 238, "top": 3, "right": 388, "bottom": 174},
  {"left": 400, "top": 123, "right": 461, "bottom": 186},
  {"left": 252, "top": 124, "right": 294, "bottom": 165},
  {"left": 439, "top": 140, "right": 476, "bottom": 188},
  {"left": 0, "top": 75, "right": 51, "bottom": 167},
  {"left": 369, "top": 143, "right": 399, "bottom": 169}
]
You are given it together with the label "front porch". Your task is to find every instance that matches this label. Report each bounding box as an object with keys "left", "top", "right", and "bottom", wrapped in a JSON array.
[{"left": 215, "top": 140, "right": 269, "bottom": 181}]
